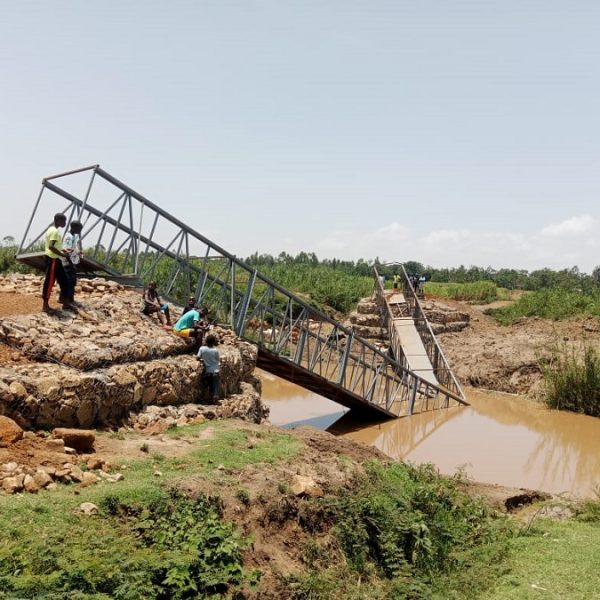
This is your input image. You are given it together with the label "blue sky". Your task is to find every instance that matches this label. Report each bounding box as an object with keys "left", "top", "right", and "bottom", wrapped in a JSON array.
[{"left": 1, "top": 1, "right": 599, "bottom": 271}]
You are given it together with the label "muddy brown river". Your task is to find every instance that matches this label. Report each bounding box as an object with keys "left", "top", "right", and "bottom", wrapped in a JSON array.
[{"left": 260, "top": 370, "right": 600, "bottom": 498}]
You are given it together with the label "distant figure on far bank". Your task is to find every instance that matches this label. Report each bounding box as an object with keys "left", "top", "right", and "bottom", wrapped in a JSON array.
[
  {"left": 197, "top": 333, "right": 220, "bottom": 403},
  {"left": 142, "top": 281, "right": 171, "bottom": 326},
  {"left": 42, "top": 212, "right": 70, "bottom": 314},
  {"left": 63, "top": 220, "right": 83, "bottom": 308},
  {"left": 392, "top": 273, "right": 402, "bottom": 289}
]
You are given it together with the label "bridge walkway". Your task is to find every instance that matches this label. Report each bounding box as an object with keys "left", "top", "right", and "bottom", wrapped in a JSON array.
[{"left": 384, "top": 290, "right": 439, "bottom": 387}]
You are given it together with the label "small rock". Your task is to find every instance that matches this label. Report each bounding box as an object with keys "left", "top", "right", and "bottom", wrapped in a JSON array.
[
  {"left": 1, "top": 462, "right": 19, "bottom": 474},
  {"left": 23, "top": 474, "right": 40, "bottom": 493},
  {"left": 46, "top": 482, "right": 58, "bottom": 491},
  {"left": 112, "top": 473, "right": 124, "bottom": 481},
  {"left": 46, "top": 439, "right": 65, "bottom": 452},
  {"left": 2, "top": 475, "right": 25, "bottom": 494},
  {"left": 68, "top": 466, "right": 85, "bottom": 483},
  {"left": 33, "top": 470, "right": 53, "bottom": 488},
  {"left": 78, "top": 502, "right": 98, "bottom": 515},
  {"left": 80, "top": 472, "right": 99, "bottom": 487},
  {"left": 86, "top": 457, "right": 104, "bottom": 470},
  {"left": 290, "top": 475, "right": 324, "bottom": 498},
  {"left": 153, "top": 471, "right": 163, "bottom": 477},
  {"left": 64, "top": 446, "right": 77, "bottom": 455}
]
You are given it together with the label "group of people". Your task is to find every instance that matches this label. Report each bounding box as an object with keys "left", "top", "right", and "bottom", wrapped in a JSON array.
[
  {"left": 42, "top": 214, "right": 220, "bottom": 401},
  {"left": 142, "top": 283, "right": 220, "bottom": 402},
  {"left": 42, "top": 212, "right": 83, "bottom": 314}
]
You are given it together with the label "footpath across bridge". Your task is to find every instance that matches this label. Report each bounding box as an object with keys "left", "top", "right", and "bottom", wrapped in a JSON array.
[{"left": 17, "top": 165, "right": 467, "bottom": 418}]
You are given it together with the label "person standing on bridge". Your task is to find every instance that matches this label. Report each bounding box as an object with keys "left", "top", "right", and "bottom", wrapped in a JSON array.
[{"left": 42, "top": 213, "right": 70, "bottom": 314}]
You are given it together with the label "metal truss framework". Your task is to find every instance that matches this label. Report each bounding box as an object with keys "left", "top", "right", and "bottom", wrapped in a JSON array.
[
  {"left": 373, "top": 264, "right": 465, "bottom": 400},
  {"left": 18, "top": 165, "right": 467, "bottom": 418}
]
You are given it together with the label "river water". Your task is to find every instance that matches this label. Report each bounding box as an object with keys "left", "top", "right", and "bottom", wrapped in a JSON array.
[{"left": 260, "top": 370, "right": 600, "bottom": 498}]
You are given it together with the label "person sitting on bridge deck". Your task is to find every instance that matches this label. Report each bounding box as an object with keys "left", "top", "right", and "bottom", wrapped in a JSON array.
[
  {"left": 142, "top": 281, "right": 171, "bottom": 326},
  {"left": 42, "top": 212, "right": 71, "bottom": 314},
  {"left": 172, "top": 304, "right": 200, "bottom": 338}
]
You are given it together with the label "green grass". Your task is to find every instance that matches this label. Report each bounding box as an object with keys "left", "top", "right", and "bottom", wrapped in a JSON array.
[
  {"left": 489, "top": 288, "right": 600, "bottom": 325},
  {"left": 0, "top": 421, "right": 301, "bottom": 599},
  {"left": 425, "top": 280, "right": 508, "bottom": 304},
  {"left": 481, "top": 516, "right": 600, "bottom": 599},
  {"left": 288, "top": 462, "right": 513, "bottom": 599}
]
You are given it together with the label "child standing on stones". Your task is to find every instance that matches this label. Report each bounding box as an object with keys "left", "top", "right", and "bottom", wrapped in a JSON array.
[
  {"left": 197, "top": 333, "right": 220, "bottom": 402},
  {"left": 63, "top": 220, "right": 83, "bottom": 308}
]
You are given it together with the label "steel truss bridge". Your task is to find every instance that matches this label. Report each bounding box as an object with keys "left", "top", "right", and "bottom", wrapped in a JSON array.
[{"left": 18, "top": 165, "right": 467, "bottom": 418}]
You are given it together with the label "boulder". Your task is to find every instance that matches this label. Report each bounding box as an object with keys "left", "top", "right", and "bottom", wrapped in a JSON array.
[
  {"left": 0, "top": 416, "right": 23, "bottom": 446},
  {"left": 52, "top": 428, "right": 95, "bottom": 452}
]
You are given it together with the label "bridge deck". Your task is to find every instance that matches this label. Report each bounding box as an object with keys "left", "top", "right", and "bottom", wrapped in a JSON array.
[{"left": 385, "top": 291, "right": 439, "bottom": 386}]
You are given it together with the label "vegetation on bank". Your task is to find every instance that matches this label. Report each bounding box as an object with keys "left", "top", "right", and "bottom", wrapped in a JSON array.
[
  {"left": 489, "top": 288, "right": 600, "bottom": 325},
  {"left": 424, "top": 281, "right": 509, "bottom": 304},
  {"left": 0, "top": 421, "right": 515, "bottom": 600},
  {"left": 541, "top": 344, "right": 600, "bottom": 417}
]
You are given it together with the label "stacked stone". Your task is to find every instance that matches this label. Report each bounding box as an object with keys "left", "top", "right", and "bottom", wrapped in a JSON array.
[
  {"left": 0, "top": 274, "right": 265, "bottom": 428},
  {"left": 421, "top": 300, "right": 470, "bottom": 334}
]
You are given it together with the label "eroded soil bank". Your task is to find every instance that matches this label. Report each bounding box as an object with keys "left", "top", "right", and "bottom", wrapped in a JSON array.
[{"left": 432, "top": 296, "right": 600, "bottom": 396}]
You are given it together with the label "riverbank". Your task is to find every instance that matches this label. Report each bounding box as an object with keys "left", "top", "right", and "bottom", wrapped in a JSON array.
[{"left": 1, "top": 275, "right": 600, "bottom": 597}]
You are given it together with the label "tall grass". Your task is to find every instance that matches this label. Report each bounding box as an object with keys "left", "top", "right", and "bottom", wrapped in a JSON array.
[
  {"left": 256, "top": 263, "right": 374, "bottom": 314},
  {"left": 490, "top": 289, "right": 600, "bottom": 325},
  {"left": 424, "top": 280, "right": 507, "bottom": 304},
  {"left": 542, "top": 344, "right": 600, "bottom": 417}
]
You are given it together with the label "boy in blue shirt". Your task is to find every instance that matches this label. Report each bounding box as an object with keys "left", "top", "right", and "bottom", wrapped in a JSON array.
[{"left": 197, "top": 334, "right": 220, "bottom": 402}]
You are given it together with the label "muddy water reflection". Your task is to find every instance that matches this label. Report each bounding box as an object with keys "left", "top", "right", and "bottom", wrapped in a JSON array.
[{"left": 261, "top": 371, "right": 600, "bottom": 498}]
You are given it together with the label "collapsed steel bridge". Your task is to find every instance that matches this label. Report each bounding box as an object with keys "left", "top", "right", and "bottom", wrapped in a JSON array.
[{"left": 17, "top": 165, "right": 467, "bottom": 418}]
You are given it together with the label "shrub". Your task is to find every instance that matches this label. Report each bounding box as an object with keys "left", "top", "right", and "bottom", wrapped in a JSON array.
[{"left": 542, "top": 343, "right": 600, "bottom": 417}]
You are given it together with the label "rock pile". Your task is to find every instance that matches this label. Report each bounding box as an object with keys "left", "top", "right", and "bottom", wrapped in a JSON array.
[
  {"left": 0, "top": 416, "right": 118, "bottom": 495},
  {"left": 127, "top": 380, "right": 267, "bottom": 431},
  {"left": 0, "top": 274, "right": 266, "bottom": 428}
]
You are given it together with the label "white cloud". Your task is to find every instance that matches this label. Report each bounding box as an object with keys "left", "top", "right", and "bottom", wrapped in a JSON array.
[
  {"left": 309, "top": 217, "right": 599, "bottom": 273},
  {"left": 374, "top": 222, "right": 409, "bottom": 241},
  {"left": 316, "top": 230, "right": 352, "bottom": 251},
  {"left": 421, "top": 228, "right": 470, "bottom": 245},
  {"left": 540, "top": 215, "right": 597, "bottom": 237}
]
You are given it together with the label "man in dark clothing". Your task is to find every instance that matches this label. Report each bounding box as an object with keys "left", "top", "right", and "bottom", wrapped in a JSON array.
[{"left": 142, "top": 281, "right": 171, "bottom": 325}]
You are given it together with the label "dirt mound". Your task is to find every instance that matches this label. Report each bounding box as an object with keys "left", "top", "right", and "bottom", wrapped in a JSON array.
[{"left": 432, "top": 296, "right": 600, "bottom": 395}]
